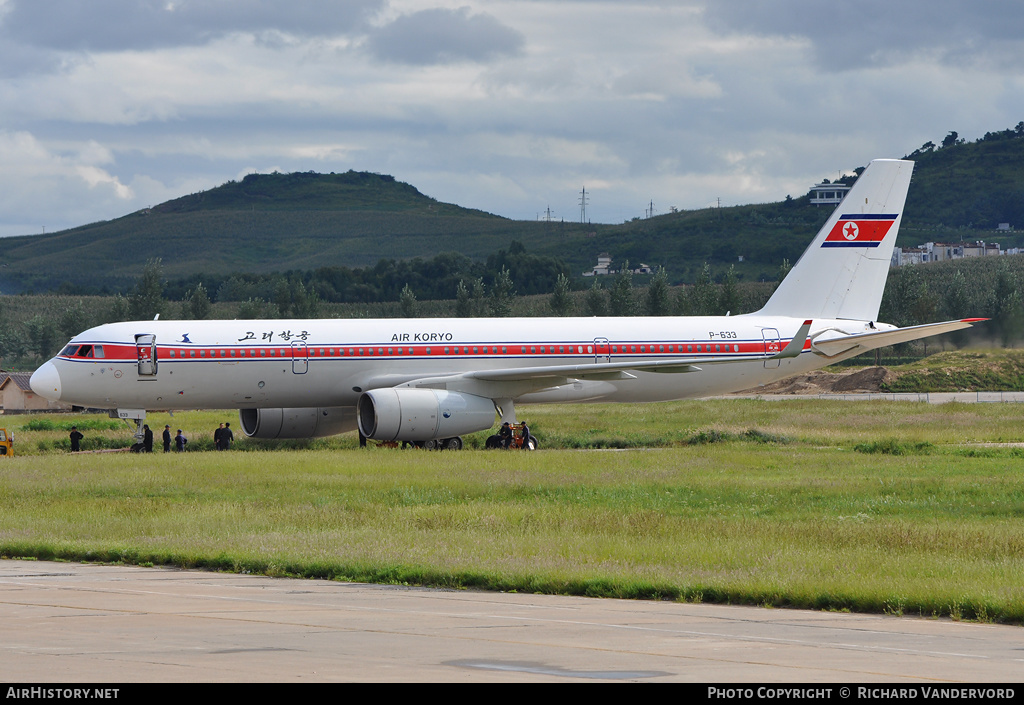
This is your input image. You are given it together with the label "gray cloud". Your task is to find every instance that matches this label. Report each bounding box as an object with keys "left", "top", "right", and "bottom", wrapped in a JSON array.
[
  {"left": 702, "top": 0, "right": 1024, "bottom": 70},
  {"left": 1, "top": 1, "right": 1023, "bottom": 235},
  {"left": 0, "top": 0, "right": 382, "bottom": 52},
  {"left": 365, "top": 7, "right": 525, "bottom": 65}
]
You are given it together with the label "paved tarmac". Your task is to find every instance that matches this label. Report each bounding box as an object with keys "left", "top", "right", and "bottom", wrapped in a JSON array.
[{"left": 1, "top": 560, "right": 1022, "bottom": 683}]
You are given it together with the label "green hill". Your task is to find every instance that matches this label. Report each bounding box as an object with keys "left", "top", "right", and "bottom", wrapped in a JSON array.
[{"left": 3, "top": 128, "right": 1024, "bottom": 295}]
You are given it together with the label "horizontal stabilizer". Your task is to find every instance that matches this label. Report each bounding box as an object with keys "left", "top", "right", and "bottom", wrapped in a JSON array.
[
  {"left": 773, "top": 319, "right": 812, "bottom": 359},
  {"left": 811, "top": 319, "right": 987, "bottom": 358}
]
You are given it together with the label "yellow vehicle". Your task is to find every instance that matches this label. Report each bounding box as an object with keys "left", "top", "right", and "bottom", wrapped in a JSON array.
[{"left": 0, "top": 428, "right": 12, "bottom": 456}]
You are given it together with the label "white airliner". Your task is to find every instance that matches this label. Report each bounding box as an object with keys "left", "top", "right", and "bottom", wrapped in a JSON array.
[{"left": 30, "top": 159, "right": 981, "bottom": 449}]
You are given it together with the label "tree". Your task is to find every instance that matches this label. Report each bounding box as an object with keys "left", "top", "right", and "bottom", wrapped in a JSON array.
[
  {"left": 106, "top": 294, "right": 130, "bottom": 323},
  {"left": 471, "top": 277, "right": 487, "bottom": 316},
  {"left": 645, "top": 267, "right": 671, "bottom": 316},
  {"left": 688, "top": 263, "right": 716, "bottom": 316},
  {"left": 399, "top": 283, "right": 418, "bottom": 318},
  {"left": 236, "top": 297, "right": 274, "bottom": 319},
  {"left": 185, "top": 282, "right": 211, "bottom": 320},
  {"left": 880, "top": 265, "right": 923, "bottom": 329},
  {"left": 549, "top": 273, "right": 573, "bottom": 317},
  {"left": 775, "top": 258, "right": 792, "bottom": 291},
  {"left": 991, "top": 265, "right": 1024, "bottom": 347},
  {"left": 585, "top": 278, "right": 607, "bottom": 316},
  {"left": 273, "top": 278, "right": 292, "bottom": 317},
  {"left": 941, "top": 270, "right": 971, "bottom": 348},
  {"left": 718, "top": 265, "right": 741, "bottom": 315},
  {"left": 129, "top": 259, "right": 165, "bottom": 320},
  {"left": 455, "top": 280, "right": 472, "bottom": 317},
  {"left": 24, "top": 315, "right": 58, "bottom": 359},
  {"left": 608, "top": 261, "right": 635, "bottom": 316},
  {"left": 59, "top": 300, "right": 89, "bottom": 340},
  {"left": 289, "top": 279, "right": 320, "bottom": 318},
  {"left": 489, "top": 267, "right": 515, "bottom": 317}
]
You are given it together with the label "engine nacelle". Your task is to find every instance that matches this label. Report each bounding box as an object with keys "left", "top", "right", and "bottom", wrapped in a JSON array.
[
  {"left": 239, "top": 407, "right": 357, "bottom": 439},
  {"left": 357, "top": 389, "right": 496, "bottom": 441}
]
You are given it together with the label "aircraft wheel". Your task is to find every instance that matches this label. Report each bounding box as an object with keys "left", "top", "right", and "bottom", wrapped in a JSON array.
[
  {"left": 525, "top": 436, "right": 538, "bottom": 450},
  {"left": 423, "top": 439, "right": 438, "bottom": 450},
  {"left": 444, "top": 436, "right": 463, "bottom": 450},
  {"left": 485, "top": 435, "right": 501, "bottom": 449}
]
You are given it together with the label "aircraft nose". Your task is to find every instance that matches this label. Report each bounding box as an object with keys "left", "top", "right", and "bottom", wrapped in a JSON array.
[{"left": 30, "top": 361, "right": 62, "bottom": 401}]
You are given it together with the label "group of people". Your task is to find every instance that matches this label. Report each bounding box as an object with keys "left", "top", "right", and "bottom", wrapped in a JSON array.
[
  {"left": 213, "top": 423, "right": 234, "bottom": 451},
  {"left": 497, "top": 420, "right": 531, "bottom": 449},
  {"left": 161, "top": 425, "right": 188, "bottom": 452},
  {"left": 138, "top": 424, "right": 187, "bottom": 452},
  {"left": 68, "top": 422, "right": 230, "bottom": 452}
]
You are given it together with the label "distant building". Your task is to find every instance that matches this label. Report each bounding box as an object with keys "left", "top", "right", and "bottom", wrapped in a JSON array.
[
  {"left": 583, "top": 252, "right": 614, "bottom": 276},
  {"left": 583, "top": 254, "right": 655, "bottom": 276},
  {"left": 961, "top": 241, "right": 1001, "bottom": 258},
  {"left": 0, "top": 373, "right": 71, "bottom": 412},
  {"left": 808, "top": 182, "right": 852, "bottom": 207},
  {"left": 892, "top": 240, "right": 1003, "bottom": 267}
]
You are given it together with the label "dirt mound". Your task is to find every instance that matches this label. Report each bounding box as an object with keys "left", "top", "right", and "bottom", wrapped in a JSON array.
[
  {"left": 830, "top": 366, "right": 894, "bottom": 392},
  {"left": 736, "top": 366, "right": 894, "bottom": 395}
]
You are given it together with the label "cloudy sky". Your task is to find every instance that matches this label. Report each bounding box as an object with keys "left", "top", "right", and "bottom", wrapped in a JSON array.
[{"left": 1, "top": 0, "right": 1022, "bottom": 237}]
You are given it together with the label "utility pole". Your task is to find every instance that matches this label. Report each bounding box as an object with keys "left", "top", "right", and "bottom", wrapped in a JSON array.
[{"left": 579, "top": 186, "right": 589, "bottom": 223}]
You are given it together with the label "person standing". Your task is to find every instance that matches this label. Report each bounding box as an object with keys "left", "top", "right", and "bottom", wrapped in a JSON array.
[
  {"left": 69, "top": 426, "right": 83, "bottom": 452},
  {"left": 175, "top": 429, "right": 187, "bottom": 452},
  {"left": 162, "top": 425, "right": 172, "bottom": 453},
  {"left": 214, "top": 423, "right": 225, "bottom": 450},
  {"left": 222, "top": 422, "right": 234, "bottom": 450},
  {"left": 519, "top": 420, "right": 531, "bottom": 449},
  {"left": 142, "top": 424, "right": 154, "bottom": 453}
]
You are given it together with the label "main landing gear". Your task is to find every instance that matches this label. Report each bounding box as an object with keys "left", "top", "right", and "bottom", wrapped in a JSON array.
[{"left": 400, "top": 437, "right": 464, "bottom": 450}]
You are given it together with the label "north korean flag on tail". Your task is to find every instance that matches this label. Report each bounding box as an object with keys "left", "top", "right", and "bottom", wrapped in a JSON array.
[{"left": 821, "top": 214, "right": 899, "bottom": 248}]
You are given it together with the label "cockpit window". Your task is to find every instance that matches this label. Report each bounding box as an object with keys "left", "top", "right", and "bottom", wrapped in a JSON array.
[
  {"left": 92, "top": 345, "right": 104, "bottom": 358},
  {"left": 76, "top": 345, "right": 93, "bottom": 358},
  {"left": 61, "top": 345, "right": 79, "bottom": 357}
]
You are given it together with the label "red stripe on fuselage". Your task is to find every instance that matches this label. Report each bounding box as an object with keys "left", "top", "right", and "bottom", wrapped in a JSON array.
[{"left": 56, "top": 338, "right": 801, "bottom": 363}]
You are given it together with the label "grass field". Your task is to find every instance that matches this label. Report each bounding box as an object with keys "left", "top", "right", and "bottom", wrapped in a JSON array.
[{"left": 2, "top": 400, "right": 1023, "bottom": 624}]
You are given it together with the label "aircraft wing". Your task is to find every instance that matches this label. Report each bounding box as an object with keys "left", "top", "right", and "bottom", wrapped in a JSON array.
[
  {"left": 357, "top": 320, "right": 815, "bottom": 396},
  {"left": 454, "top": 319, "right": 814, "bottom": 382},
  {"left": 810, "top": 318, "right": 986, "bottom": 358}
]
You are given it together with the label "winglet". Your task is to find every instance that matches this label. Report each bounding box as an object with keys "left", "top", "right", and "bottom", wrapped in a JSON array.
[{"left": 772, "top": 320, "right": 812, "bottom": 359}]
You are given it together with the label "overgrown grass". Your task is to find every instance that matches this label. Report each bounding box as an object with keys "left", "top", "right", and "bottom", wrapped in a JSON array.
[
  {"left": 8, "top": 397, "right": 1024, "bottom": 453},
  {"left": 1, "top": 400, "right": 1023, "bottom": 623}
]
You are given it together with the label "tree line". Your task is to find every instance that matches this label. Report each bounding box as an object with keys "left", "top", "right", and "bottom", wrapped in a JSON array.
[{"left": 3, "top": 254, "right": 1024, "bottom": 370}]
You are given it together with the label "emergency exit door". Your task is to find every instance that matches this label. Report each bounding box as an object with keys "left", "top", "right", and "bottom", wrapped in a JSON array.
[
  {"left": 762, "top": 328, "right": 781, "bottom": 369},
  {"left": 291, "top": 341, "right": 308, "bottom": 374}
]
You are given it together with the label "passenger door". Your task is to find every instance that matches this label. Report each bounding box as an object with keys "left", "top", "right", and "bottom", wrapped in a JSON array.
[{"left": 135, "top": 334, "right": 158, "bottom": 376}]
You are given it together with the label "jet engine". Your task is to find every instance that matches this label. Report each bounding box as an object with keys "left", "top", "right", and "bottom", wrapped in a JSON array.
[
  {"left": 239, "top": 406, "right": 356, "bottom": 439},
  {"left": 357, "top": 388, "right": 496, "bottom": 441}
]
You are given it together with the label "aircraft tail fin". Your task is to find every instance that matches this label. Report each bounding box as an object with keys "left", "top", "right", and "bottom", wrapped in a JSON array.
[{"left": 757, "top": 158, "right": 914, "bottom": 322}]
